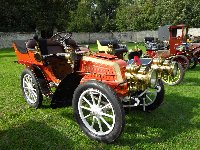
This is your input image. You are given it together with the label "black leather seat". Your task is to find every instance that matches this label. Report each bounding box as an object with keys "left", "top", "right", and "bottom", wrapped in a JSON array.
[{"left": 38, "top": 39, "right": 64, "bottom": 55}]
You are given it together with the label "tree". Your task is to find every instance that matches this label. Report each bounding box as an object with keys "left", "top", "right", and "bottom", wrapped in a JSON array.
[
  {"left": 67, "top": 0, "right": 120, "bottom": 32},
  {"left": 0, "top": 0, "right": 79, "bottom": 33},
  {"left": 67, "top": 2, "right": 95, "bottom": 32},
  {"left": 116, "top": 0, "right": 156, "bottom": 31}
]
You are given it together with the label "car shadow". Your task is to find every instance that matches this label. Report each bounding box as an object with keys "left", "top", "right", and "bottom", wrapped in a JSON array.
[
  {"left": 58, "top": 92, "right": 200, "bottom": 148},
  {"left": 182, "top": 77, "right": 200, "bottom": 86},
  {"left": 114, "top": 93, "right": 200, "bottom": 147}
]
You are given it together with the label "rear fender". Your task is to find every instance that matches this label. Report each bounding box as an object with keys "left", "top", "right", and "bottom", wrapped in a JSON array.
[
  {"left": 30, "top": 65, "right": 52, "bottom": 97},
  {"left": 176, "top": 51, "right": 185, "bottom": 55}
]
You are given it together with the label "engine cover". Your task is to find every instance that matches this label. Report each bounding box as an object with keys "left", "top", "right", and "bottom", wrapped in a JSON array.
[{"left": 79, "top": 53, "right": 128, "bottom": 96}]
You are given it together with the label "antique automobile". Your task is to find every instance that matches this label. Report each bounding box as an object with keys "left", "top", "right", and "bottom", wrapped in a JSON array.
[
  {"left": 144, "top": 37, "right": 165, "bottom": 51},
  {"left": 13, "top": 33, "right": 164, "bottom": 143},
  {"left": 97, "top": 39, "right": 183, "bottom": 86},
  {"left": 145, "top": 24, "right": 198, "bottom": 70},
  {"left": 97, "top": 39, "right": 128, "bottom": 59}
]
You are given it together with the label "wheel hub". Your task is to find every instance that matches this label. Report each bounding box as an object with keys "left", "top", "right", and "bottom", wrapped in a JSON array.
[{"left": 91, "top": 105, "right": 102, "bottom": 118}]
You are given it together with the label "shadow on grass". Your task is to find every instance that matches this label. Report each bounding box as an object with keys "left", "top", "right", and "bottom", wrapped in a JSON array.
[
  {"left": 114, "top": 93, "right": 200, "bottom": 147},
  {"left": 182, "top": 77, "right": 200, "bottom": 86},
  {"left": 0, "top": 54, "right": 16, "bottom": 58},
  {"left": 187, "top": 65, "right": 200, "bottom": 71},
  {"left": 0, "top": 48, "right": 16, "bottom": 58},
  {"left": 0, "top": 120, "right": 80, "bottom": 150},
  {"left": 57, "top": 92, "right": 199, "bottom": 148}
]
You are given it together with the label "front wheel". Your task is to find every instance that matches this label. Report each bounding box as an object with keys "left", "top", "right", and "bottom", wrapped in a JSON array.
[
  {"left": 21, "top": 68, "right": 43, "bottom": 108},
  {"left": 140, "top": 79, "right": 164, "bottom": 111},
  {"left": 72, "top": 80, "right": 125, "bottom": 143},
  {"left": 161, "top": 63, "right": 184, "bottom": 86}
]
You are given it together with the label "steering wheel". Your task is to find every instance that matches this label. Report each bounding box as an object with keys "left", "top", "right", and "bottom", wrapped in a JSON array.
[
  {"left": 51, "top": 32, "right": 72, "bottom": 44},
  {"left": 50, "top": 32, "right": 62, "bottom": 41}
]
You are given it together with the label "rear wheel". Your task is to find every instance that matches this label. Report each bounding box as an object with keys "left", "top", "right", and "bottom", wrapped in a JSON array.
[
  {"left": 21, "top": 68, "right": 43, "bottom": 108},
  {"left": 193, "top": 49, "right": 200, "bottom": 64},
  {"left": 189, "top": 57, "right": 198, "bottom": 69},
  {"left": 161, "top": 63, "right": 184, "bottom": 86},
  {"left": 171, "top": 55, "right": 189, "bottom": 71},
  {"left": 72, "top": 80, "right": 125, "bottom": 143}
]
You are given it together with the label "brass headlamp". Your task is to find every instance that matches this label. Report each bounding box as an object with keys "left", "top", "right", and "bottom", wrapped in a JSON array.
[{"left": 125, "top": 65, "right": 158, "bottom": 91}]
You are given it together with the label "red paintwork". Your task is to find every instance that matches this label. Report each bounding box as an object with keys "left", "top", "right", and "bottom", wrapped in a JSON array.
[
  {"left": 146, "top": 24, "right": 189, "bottom": 59},
  {"left": 13, "top": 43, "right": 61, "bottom": 84},
  {"left": 169, "top": 24, "right": 188, "bottom": 54},
  {"left": 79, "top": 53, "right": 128, "bottom": 96},
  {"left": 13, "top": 43, "right": 129, "bottom": 96}
]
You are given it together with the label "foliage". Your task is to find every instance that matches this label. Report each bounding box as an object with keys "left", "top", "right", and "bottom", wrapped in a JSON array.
[
  {"left": 0, "top": 0, "right": 200, "bottom": 32},
  {"left": 116, "top": 0, "right": 159, "bottom": 31},
  {"left": 68, "top": 0, "right": 120, "bottom": 32},
  {"left": 0, "top": 0, "right": 78, "bottom": 32},
  {"left": 157, "top": 0, "right": 200, "bottom": 27},
  {"left": 67, "top": 2, "right": 94, "bottom": 32},
  {"left": 116, "top": 0, "right": 200, "bottom": 31}
]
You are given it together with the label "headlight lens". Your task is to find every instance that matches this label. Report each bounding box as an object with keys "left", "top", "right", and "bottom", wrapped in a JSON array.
[{"left": 149, "top": 69, "right": 158, "bottom": 88}]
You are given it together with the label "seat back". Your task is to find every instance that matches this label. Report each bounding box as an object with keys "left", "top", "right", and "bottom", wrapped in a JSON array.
[{"left": 38, "top": 39, "right": 64, "bottom": 55}]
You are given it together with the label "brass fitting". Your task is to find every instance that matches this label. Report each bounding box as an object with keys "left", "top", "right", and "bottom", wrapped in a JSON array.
[{"left": 125, "top": 65, "right": 158, "bottom": 91}]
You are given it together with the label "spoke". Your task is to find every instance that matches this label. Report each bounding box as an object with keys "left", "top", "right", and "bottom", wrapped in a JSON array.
[
  {"left": 24, "top": 89, "right": 29, "bottom": 95},
  {"left": 80, "top": 106, "right": 92, "bottom": 112},
  {"left": 84, "top": 114, "right": 92, "bottom": 119},
  {"left": 32, "top": 88, "right": 37, "bottom": 92},
  {"left": 32, "top": 83, "right": 36, "bottom": 87},
  {"left": 97, "top": 118, "right": 103, "bottom": 132},
  {"left": 24, "top": 81, "right": 29, "bottom": 86},
  {"left": 100, "top": 112, "right": 114, "bottom": 119},
  {"left": 97, "top": 93, "right": 102, "bottom": 106},
  {"left": 29, "top": 92, "right": 34, "bottom": 101},
  {"left": 90, "top": 91, "right": 96, "bottom": 105},
  {"left": 146, "top": 95, "right": 153, "bottom": 102},
  {"left": 91, "top": 116, "right": 96, "bottom": 128},
  {"left": 29, "top": 77, "right": 33, "bottom": 84},
  {"left": 100, "top": 116, "right": 112, "bottom": 130},
  {"left": 25, "top": 77, "right": 29, "bottom": 83},
  {"left": 31, "top": 93, "right": 36, "bottom": 101},
  {"left": 101, "top": 103, "right": 111, "bottom": 110},
  {"left": 31, "top": 90, "right": 37, "bottom": 98},
  {"left": 82, "top": 96, "right": 92, "bottom": 106},
  {"left": 24, "top": 86, "right": 30, "bottom": 89},
  {"left": 26, "top": 76, "right": 31, "bottom": 83}
]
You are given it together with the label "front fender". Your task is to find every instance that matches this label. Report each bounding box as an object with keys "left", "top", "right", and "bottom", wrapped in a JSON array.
[{"left": 51, "top": 73, "right": 82, "bottom": 108}]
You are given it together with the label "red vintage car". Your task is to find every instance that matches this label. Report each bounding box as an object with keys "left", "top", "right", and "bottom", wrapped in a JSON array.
[
  {"left": 145, "top": 24, "right": 198, "bottom": 70},
  {"left": 13, "top": 33, "right": 167, "bottom": 143}
]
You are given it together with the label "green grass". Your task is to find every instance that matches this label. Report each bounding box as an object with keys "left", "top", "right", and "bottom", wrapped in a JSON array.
[{"left": 0, "top": 47, "right": 200, "bottom": 150}]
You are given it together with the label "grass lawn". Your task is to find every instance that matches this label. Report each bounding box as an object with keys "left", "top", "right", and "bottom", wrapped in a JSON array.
[{"left": 0, "top": 47, "right": 200, "bottom": 150}]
